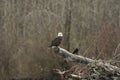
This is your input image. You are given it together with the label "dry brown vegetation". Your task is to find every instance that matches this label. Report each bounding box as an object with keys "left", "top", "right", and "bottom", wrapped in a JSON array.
[{"left": 0, "top": 0, "right": 120, "bottom": 80}]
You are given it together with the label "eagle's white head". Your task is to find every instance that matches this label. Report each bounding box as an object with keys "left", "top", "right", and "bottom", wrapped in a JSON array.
[{"left": 58, "top": 32, "right": 63, "bottom": 37}]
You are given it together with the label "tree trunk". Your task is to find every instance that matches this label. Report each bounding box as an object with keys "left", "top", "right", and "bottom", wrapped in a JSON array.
[{"left": 64, "top": 0, "right": 72, "bottom": 50}]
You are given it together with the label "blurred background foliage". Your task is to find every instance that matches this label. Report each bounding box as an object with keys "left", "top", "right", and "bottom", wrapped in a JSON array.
[{"left": 0, "top": 0, "right": 120, "bottom": 79}]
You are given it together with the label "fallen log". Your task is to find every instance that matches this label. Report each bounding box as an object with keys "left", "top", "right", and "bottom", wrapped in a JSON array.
[
  {"left": 52, "top": 47, "right": 120, "bottom": 80},
  {"left": 54, "top": 47, "right": 94, "bottom": 64}
]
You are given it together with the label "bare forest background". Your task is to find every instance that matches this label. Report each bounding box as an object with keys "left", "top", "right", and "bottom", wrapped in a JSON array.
[{"left": 0, "top": 0, "right": 120, "bottom": 80}]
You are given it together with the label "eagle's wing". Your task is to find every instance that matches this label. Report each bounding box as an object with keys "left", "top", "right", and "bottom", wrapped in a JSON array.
[{"left": 51, "top": 37, "right": 62, "bottom": 45}]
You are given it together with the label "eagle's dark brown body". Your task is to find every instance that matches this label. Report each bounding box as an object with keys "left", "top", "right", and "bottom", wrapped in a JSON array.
[{"left": 49, "top": 36, "right": 62, "bottom": 47}]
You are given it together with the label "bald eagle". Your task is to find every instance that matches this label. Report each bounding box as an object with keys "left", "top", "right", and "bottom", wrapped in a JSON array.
[
  {"left": 49, "top": 32, "right": 63, "bottom": 48},
  {"left": 72, "top": 48, "right": 78, "bottom": 55}
]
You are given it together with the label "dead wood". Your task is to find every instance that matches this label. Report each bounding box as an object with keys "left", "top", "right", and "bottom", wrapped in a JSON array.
[{"left": 52, "top": 47, "right": 120, "bottom": 80}]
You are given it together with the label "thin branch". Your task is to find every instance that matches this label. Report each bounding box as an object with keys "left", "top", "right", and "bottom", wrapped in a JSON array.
[{"left": 113, "top": 43, "right": 120, "bottom": 59}]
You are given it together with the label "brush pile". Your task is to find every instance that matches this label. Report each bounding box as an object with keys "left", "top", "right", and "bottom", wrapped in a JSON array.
[
  {"left": 54, "top": 60, "right": 120, "bottom": 80},
  {"left": 53, "top": 47, "right": 120, "bottom": 80}
]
